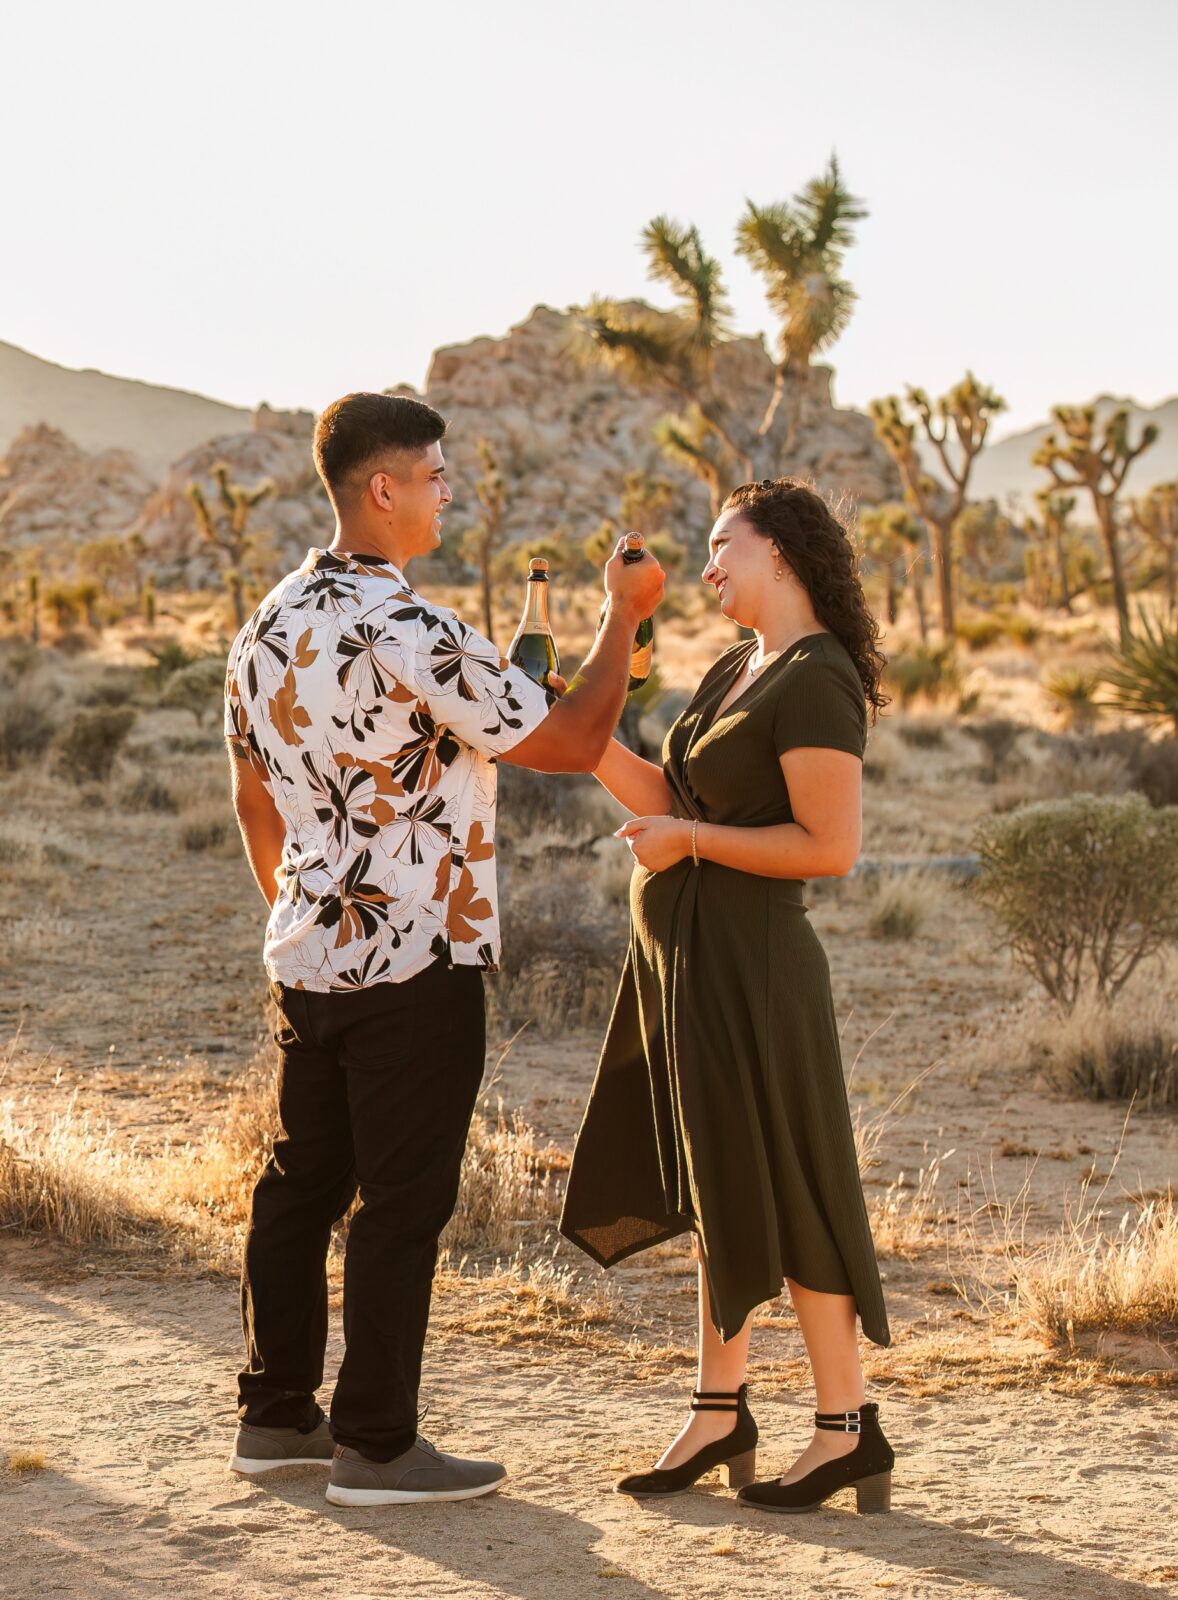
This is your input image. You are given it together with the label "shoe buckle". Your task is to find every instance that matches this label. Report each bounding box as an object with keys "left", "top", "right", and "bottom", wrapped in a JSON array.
[{"left": 846, "top": 1410, "right": 861, "bottom": 1434}]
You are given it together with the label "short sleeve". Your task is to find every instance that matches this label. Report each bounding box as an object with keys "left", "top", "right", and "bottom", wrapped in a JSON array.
[
  {"left": 772, "top": 649, "right": 866, "bottom": 759},
  {"left": 223, "top": 636, "right": 250, "bottom": 751},
  {"left": 407, "top": 609, "right": 551, "bottom": 758}
]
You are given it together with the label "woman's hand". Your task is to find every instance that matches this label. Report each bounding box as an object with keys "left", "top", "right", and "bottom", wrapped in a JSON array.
[{"left": 615, "top": 815, "right": 692, "bottom": 871}]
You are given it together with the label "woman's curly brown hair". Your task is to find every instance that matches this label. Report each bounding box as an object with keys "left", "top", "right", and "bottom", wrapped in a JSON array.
[{"left": 722, "top": 477, "right": 889, "bottom": 720}]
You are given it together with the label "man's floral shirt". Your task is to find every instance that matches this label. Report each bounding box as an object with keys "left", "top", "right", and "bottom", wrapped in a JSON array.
[{"left": 223, "top": 547, "right": 551, "bottom": 991}]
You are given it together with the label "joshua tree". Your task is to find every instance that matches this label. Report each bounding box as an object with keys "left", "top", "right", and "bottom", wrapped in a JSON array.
[
  {"left": 954, "top": 499, "right": 1015, "bottom": 589},
  {"left": 1030, "top": 489, "right": 1078, "bottom": 611},
  {"left": 1128, "top": 480, "right": 1178, "bottom": 621},
  {"left": 462, "top": 439, "right": 506, "bottom": 642},
  {"left": 574, "top": 157, "right": 867, "bottom": 495},
  {"left": 1032, "top": 406, "right": 1158, "bottom": 645},
  {"left": 859, "top": 503, "right": 908, "bottom": 626},
  {"left": 186, "top": 464, "right": 275, "bottom": 629},
  {"left": 869, "top": 376, "right": 1005, "bottom": 640},
  {"left": 619, "top": 471, "right": 676, "bottom": 539}
]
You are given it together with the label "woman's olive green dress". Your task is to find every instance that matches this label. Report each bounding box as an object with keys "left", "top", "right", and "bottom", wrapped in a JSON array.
[{"left": 560, "top": 631, "right": 890, "bottom": 1347}]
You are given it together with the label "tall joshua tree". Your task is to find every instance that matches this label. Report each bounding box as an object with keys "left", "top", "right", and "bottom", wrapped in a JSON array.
[
  {"left": 1128, "top": 480, "right": 1178, "bottom": 621},
  {"left": 869, "top": 375, "right": 1005, "bottom": 638},
  {"left": 574, "top": 157, "right": 867, "bottom": 498},
  {"left": 187, "top": 464, "right": 275, "bottom": 629},
  {"left": 1032, "top": 406, "right": 1158, "bottom": 645}
]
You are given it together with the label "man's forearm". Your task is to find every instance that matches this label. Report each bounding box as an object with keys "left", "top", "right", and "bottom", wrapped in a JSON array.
[{"left": 550, "top": 602, "right": 646, "bottom": 768}]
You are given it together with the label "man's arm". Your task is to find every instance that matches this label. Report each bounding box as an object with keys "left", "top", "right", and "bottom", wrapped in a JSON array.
[
  {"left": 227, "top": 744, "right": 284, "bottom": 907},
  {"left": 499, "top": 544, "right": 665, "bottom": 775}
]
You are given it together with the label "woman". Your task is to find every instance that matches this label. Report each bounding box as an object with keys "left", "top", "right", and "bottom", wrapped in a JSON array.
[{"left": 558, "top": 478, "right": 894, "bottom": 1514}]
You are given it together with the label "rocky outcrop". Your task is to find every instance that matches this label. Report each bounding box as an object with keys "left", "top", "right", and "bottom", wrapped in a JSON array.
[
  {"left": 416, "top": 305, "right": 898, "bottom": 546},
  {"left": 129, "top": 425, "right": 332, "bottom": 588},
  {"left": 0, "top": 425, "right": 155, "bottom": 552}
]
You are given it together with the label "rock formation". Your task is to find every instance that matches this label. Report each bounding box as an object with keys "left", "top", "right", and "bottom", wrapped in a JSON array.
[{"left": 0, "top": 425, "right": 155, "bottom": 553}]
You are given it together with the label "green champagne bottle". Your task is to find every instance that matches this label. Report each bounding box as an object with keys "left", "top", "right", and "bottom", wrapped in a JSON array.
[
  {"left": 599, "top": 532, "right": 654, "bottom": 693},
  {"left": 507, "top": 557, "right": 560, "bottom": 701}
]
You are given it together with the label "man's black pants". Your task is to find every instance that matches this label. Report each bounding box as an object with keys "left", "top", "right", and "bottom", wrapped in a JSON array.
[{"left": 237, "top": 959, "right": 485, "bottom": 1461}]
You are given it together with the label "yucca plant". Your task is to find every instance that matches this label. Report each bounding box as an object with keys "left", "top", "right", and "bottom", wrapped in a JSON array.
[
  {"left": 1100, "top": 608, "right": 1178, "bottom": 733},
  {"left": 1042, "top": 668, "right": 1101, "bottom": 730}
]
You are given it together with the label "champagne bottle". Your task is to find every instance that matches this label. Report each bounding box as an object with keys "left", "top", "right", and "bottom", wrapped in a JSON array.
[
  {"left": 599, "top": 532, "right": 655, "bottom": 693},
  {"left": 507, "top": 557, "right": 560, "bottom": 701}
]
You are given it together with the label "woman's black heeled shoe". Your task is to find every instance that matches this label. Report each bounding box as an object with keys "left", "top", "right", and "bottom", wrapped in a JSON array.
[
  {"left": 737, "top": 1402, "right": 894, "bottom": 1514},
  {"left": 614, "top": 1385, "right": 758, "bottom": 1497}
]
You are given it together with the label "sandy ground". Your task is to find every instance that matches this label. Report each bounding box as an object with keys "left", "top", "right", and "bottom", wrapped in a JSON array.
[{"left": 3, "top": 1228, "right": 1177, "bottom": 1600}]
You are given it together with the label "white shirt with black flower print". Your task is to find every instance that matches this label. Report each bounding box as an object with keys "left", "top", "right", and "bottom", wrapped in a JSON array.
[{"left": 224, "top": 547, "right": 551, "bottom": 992}]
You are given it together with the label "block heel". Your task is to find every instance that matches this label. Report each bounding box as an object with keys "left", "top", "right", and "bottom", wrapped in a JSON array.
[
  {"left": 855, "top": 1470, "right": 891, "bottom": 1514},
  {"left": 737, "top": 1402, "right": 896, "bottom": 1515},
  {"left": 719, "top": 1449, "right": 757, "bottom": 1489}
]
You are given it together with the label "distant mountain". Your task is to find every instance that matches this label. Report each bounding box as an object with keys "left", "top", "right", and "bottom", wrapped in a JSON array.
[
  {"left": 0, "top": 340, "right": 250, "bottom": 482},
  {"left": 922, "top": 396, "right": 1178, "bottom": 511}
]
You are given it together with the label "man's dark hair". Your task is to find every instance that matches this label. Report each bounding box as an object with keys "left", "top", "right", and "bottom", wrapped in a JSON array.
[{"left": 313, "top": 393, "right": 448, "bottom": 503}]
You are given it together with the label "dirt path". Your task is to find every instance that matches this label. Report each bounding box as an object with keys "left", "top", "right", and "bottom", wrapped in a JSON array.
[{"left": 3, "top": 1241, "right": 1176, "bottom": 1600}]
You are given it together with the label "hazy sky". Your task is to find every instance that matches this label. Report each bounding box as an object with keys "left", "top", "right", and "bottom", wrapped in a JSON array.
[{"left": 5, "top": 0, "right": 1175, "bottom": 437}]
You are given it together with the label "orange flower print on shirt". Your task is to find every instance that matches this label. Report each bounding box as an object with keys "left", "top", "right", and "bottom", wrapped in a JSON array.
[
  {"left": 270, "top": 665, "right": 313, "bottom": 746},
  {"left": 446, "top": 865, "right": 492, "bottom": 944},
  {"left": 465, "top": 820, "right": 494, "bottom": 863}
]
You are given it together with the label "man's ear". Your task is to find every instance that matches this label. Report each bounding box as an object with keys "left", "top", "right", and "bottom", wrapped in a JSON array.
[{"left": 368, "top": 471, "right": 396, "bottom": 510}]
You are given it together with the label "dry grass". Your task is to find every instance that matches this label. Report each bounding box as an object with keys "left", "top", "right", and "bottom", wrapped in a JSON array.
[
  {"left": 956, "top": 1121, "right": 1178, "bottom": 1354},
  {"left": 441, "top": 1101, "right": 566, "bottom": 1256},
  {"left": 974, "top": 989, "right": 1178, "bottom": 1109},
  {"left": 861, "top": 869, "right": 941, "bottom": 940},
  {"left": 3, "top": 1448, "right": 48, "bottom": 1473}
]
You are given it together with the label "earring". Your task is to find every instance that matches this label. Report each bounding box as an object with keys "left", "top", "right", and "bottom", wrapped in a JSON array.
[{"left": 773, "top": 563, "right": 783, "bottom": 582}]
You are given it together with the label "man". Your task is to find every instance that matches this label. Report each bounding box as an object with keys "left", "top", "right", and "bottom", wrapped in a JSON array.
[{"left": 223, "top": 392, "right": 663, "bottom": 1507}]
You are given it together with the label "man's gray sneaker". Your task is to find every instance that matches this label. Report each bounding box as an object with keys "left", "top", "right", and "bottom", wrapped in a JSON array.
[
  {"left": 325, "top": 1436, "right": 507, "bottom": 1506},
  {"left": 229, "top": 1417, "right": 334, "bottom": 1474}
]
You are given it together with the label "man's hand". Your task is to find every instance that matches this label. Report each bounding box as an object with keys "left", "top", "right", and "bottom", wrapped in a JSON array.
[
  {"left": 603, "top": 535, "right": 666, "bottom": 620},
  {"left": 615, "top": 815, "right": 692, "bottom": 871}
]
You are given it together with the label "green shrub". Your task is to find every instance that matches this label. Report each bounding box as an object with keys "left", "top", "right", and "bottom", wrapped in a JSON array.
[
  {"left": 973, "top": 794, "right": 1178, "bottom": 1007},
  {"left": 885, "top": 642, "right": 960, "bottom": 707},
  {"left": 1001, "top": 613, "right": 1041, "bottom": 646},
  {"left": 160, "top": 657, "right": 226, "bottom": 727},
  {"left": 956, "top": 617, "right": 1003, "bottom": 652},
  {"left": 52, "top": 707, "right": 136, "bottom": 784}
]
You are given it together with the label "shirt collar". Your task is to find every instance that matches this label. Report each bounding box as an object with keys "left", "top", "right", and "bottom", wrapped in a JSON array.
[{"left": 301, "top": 546, "right": 410, "bottom": 585}]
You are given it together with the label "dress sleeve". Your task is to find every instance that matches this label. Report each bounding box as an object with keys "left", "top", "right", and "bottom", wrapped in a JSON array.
[
  {"left": 772, "top": 650, "right": 866, "bottom": 759},
  {"left": 405, "top": 607, "right": 552, "bottom": 758}
]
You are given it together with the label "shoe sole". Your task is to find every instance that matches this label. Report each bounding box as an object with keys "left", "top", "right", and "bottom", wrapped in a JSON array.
[
  {"left": 228, "top": 1454, "right": 334, "bottom": 1474},
  {"left": 325, "top": 1477, "right": 505, "bottom": 1507}
]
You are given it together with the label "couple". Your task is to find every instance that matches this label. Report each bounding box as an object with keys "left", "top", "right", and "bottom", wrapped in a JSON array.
[{"left": 222, "top": 392, "right": 894, "bottom": 1514}]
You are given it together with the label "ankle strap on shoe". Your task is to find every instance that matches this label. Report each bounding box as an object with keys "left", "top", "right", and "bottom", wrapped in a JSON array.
[
  {"left": 691, "top": 1388, "right": 742, "bottom": 1412},
  {"left": 815, "top": 1404, "right": 875, "bottom": 1434}
]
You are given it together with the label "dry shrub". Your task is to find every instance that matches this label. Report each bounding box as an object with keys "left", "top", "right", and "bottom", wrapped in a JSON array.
[
  {"left": 976, "top": 991, "right": 1177, "bottom": 1109},
  {"left": 494, "top": 858, "right": 625, "bottom": 1033},
  {"left": 436, "top": 1250, "right": 614, "bottom": 1344},
  {"left": 0, "top": 1098, "right": 164, "bottom": 1248},
  {"left": 181, "top": 808, "right": 235, "bottom": 853},
  {"left": 869, "top": 1149, "right": 953, "bottom": 1258},
  {"left": 862, "top": 869, "right": 940, "bottom": 940},
  {"left": 851, "top": 1057, "right": 950, "bottom": 1257},
  {"left": 4, "top": 1449, "right": 48, "bottom": 1473},
  {"left": 52, "top": 707, "right": 136, "bottom": 784},
  {"left": 896, "top": 715, "right": 948, "bottom": 748},
  {"left": 441, "top": 1103, "right": 565, "bottom": 1256},
  {"left": 0, "top": 680, "right": 60, "bottom": 771},
  {"left": 958, "top": 1145, "right": 1178, "bottom": 1349},
  {"left": 118, "top": 772, "right": 179, "bottom": 814}
]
